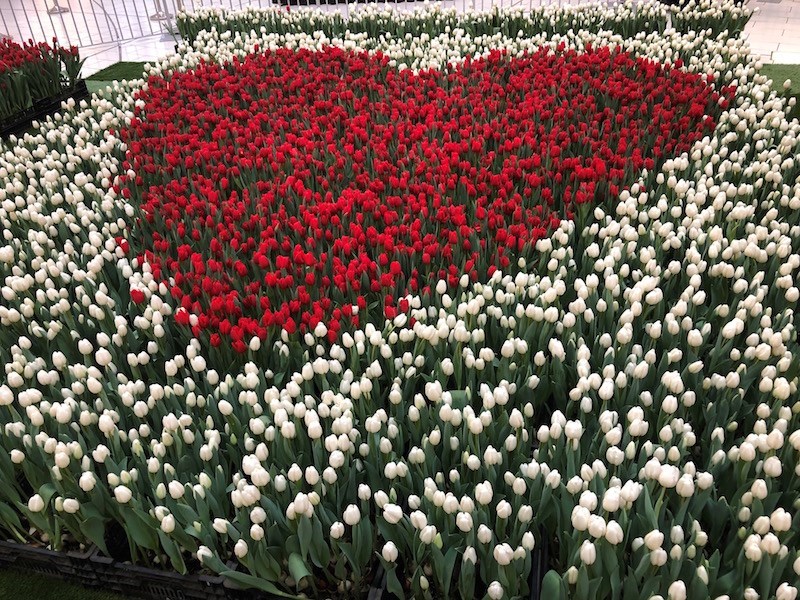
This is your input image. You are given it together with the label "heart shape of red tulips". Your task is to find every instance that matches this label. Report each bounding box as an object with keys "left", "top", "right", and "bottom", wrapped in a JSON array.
[{"left": 119, "top": 45, "right": 726, "bottom": 351}]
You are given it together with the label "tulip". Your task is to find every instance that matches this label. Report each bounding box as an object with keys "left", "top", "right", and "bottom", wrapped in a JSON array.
[
  {"left": 114, "top": 486, "right": 132, "bottom": 504},
  {"left": 493, "top": 543, "right": 514, "bottom": 566},
  {"left": 161, "top": 515, "right": 176, "bottom": 533},
  {"left": 28, "top": 494, "right": 45, "bottom": 513},
  {"left": 488, "top": 582, "right": 504, "bottom": 600},
  {"left": 419, "top": 525, "right": 438, "bottom": 545},
  {"left": 579, "top": 541, "right": 597, "bottom": 566},
  {"left": 343, "top": 505, "right": 361, "bottom": 527},
  {"left": 382, "top": 542, "right": 398, "bottom": 563},
  {"left": 456, "top": 512, "right": 473, "bottom": 533},
  {"left": 383, "top": 504, "right": 403, "bottom": 524}
]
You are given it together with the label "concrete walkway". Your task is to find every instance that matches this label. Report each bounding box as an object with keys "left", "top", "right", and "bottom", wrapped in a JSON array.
[{"left": 744, "top": 0, "right": 800, "bottom": 64}]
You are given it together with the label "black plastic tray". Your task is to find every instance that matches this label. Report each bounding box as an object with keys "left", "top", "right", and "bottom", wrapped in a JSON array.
[
  {"left": 89, "top": 549, "right": 231, "bottom": 600},
  {"left": 0, "top": 80, "right": 90, "bottom": 139},
  {"left": 0, "top": 538, "right": 96, "bottom": 587}
]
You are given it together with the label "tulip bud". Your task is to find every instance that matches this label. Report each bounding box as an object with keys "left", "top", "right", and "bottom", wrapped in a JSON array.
[
  {"left": 488, "top": 581, "right": 503, "bottom": 600},
  {"left": 234, "top": 540, "right": 248, "bottom": 558},
  {"left": 343, "top": 505, "right": 361, "bottom": 526},
  {"left": 579, "top": 540, "right": 597, "bottom": 565},
  {"left": 382, "top": 541, "right": 398, "bottom": 563},
  {"left": 668, "top": 581, "right": 687, "bottom": 600},
  {"left": 114, "top": 486, "right": 132, "bottom": 504},
  {"left": 161, "top": 514, "right": 176, "bottom": 533}
]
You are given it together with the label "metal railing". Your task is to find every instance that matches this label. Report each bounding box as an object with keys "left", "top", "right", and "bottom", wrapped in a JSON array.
[
  {"left": 1, "top": 1, "right": 272, "bottom": 50},
  {"left": 0, "top": 0, "right": 574, "bottom": 62},
  {"left": 1, "top": 0, "right": 568, "bottom": 44}
]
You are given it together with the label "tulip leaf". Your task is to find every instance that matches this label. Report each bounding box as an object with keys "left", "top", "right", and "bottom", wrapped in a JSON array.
[
  {"left": 338, "top": 541, "right": 358, "bottom": 575},
  {"left": 639, "top": 576, "right": 660, "bottom": 599},
  {"left": 386, "top": 566, "right": 404, "bottom": 598},
  {"left": 38, "top": 483, "right": 58, "bottom": 506},
  {"left": 298, "top": 516, "right": 312, "bottom": 560},
  {"left": 158, "top": 530, "right": 187, "bottom": 574},
  {"left": 354, "top": 520, "right": 373, "bottom": 569},
  {"left": 622, "top": 572, "right": 640, "bottom": 600},
  {"left": 606, "top": 552, "right": 621, "bottom": 599},
  {"left": 122, "top": 509, "right": 159, "bottom": 550},
  {"left": 576, "top": 566, "right": 590, "bottom": 600},
  {"left": 220, "top": 569, "right": 295, "bottom": 598},
  {"left": 308, "top": 518, "right": 330, "bottom": 569},
  {"left": 171, "top": 503, "right": 199, "bottom": 524},
  {"left": 687, "top": 575, "right": 708, "bottom": 600},
  {"left": 0, "top": 502, "right": 24, "bottom": 533},
  {"left": 441, "top": 547, "right": 459, "bottom": 598},
  {"left": 642, "top": 485, "right": 657, "bottom": 528},
  {"left": 264, "top": 498, "right": 286, "bottom": 525},
  {"left": 541, "top": 570, "right": 565, "bottom": 600},
  {"left": 288, "top": 552, "right": 312, "bottom": 587},
  {"left": 80, "top": 513, "right": 109, "bottom": 555},
  {"left": 458, "top": 559, "right": 475, "bottom": 600},
  {"left": 610, "top": 569, "right": 622, "bottom": 600}
]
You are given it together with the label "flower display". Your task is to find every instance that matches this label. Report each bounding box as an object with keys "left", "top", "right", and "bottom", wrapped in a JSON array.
[
  {"left": 121, "top": 44, "right": 724, "bottom": 350},
  {"left": 0, "top": 38, "right": 84, "bottom": 122},
  {"left": 1, "top": 2, "right": 799, "bottom": 600}
]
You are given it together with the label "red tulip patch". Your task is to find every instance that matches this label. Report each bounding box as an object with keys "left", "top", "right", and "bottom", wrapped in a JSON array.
[{"left": 119, "top": 45, "right": 727, "bottom": 350}]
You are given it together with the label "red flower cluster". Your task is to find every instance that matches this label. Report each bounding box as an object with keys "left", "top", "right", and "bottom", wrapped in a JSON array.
[
  {"left": 120, "top": 46, "right": 725, "bottom": 350},
  {"left": 0, "top": 37, "right": 83, "bottom": 121},
  {"left": 0, "top": 38, "right": 79, "bottom": 76}
]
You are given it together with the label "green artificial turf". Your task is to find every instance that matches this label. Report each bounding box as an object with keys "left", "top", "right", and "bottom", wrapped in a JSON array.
[
  {"left": 760, "top": 63, "right": 800, "bottom": 118},
  {"left": 85, "top": 62, "right": 148, "bottom": 95},
  {"left": 87, "top": 62, "right": 148, "bottom": 83},
  {"left": 0, "top": 568, "right": 126, "bottom": 600}
]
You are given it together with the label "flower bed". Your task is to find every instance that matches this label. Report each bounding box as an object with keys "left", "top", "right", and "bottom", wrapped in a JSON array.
[
  {"left": 122, "top": 44, "right": 724, "bottom": 348},
  {"left": 2, "top": 1, "right": 800, "bottom": 600},
  {"left": 0, "top": 38, "right": 85, "bottom": 131}
]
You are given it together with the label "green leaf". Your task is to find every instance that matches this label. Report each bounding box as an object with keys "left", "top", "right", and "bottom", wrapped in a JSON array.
[
  {"left": 80, "top": 514, "right": 109, "bottom": 555},
  {"left": 338, "top": 541, "right": 359, "bottom": 575},
  {"left": 38, "top": 483, "right": 58, "bottom": 506},
  {"left": 308, "top": 519, "right": 330, "bottom": 569},
  {"left": 541, "top": 570, "right": 565, "bottom": 600},
  {"left": 0, "top": 502, "right": 24, "bottom": 533},
  {"left": 158, "top": 530, "right": 187, "bottom": 574},
  {"left": 122, "top": 509, "right": 159, "bottom": 550},
  {"left": 458, "top": 559, "right": 476, "bottom": 600},
  {"left": 441, "top": 547, "right": 459, "bottom": 598},
  {"left": 577, "top": 565, "right": 590, "bottom": 600},
  {"left": 220, "top": 569, "right": 296, "bottom": 598},
  {"left": 354, "top": 520, "right": 373, "bottom": 569},
  {"left": 288, "top": 552, "right": 312, "bottom": 588},
  {"left": 387, "top": 567, "right": 404, "bottom": 598},
  {"left": 298, "top": 517, "right": 312, "bottom": 560},
  {"left": 171, "top": 503, "right": 199, "bottom": 524},
  {"left": 642, "top": 485, "right": 657, "bottom": 528}
]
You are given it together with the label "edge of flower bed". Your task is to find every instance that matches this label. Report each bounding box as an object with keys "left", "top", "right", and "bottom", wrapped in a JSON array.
[
  {"left": 0, "top": 539, "right": 96, "bottom": 588},
  {"left": 0, "top": 535, "right": 395, "bottom": 600},
  {"left": 0, "top": 80, "right": 90, "bottom": 139}
]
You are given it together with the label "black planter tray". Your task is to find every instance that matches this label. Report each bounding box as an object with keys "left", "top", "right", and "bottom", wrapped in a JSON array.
[
  {"left": 89, "top": 549, "right": 233, "bottom": 600},
  {"left": 0, "top": 80, "right": 90, "bottom": 140},
  {"left": 0, "top": 538, "right": 96, "bottom": 587}
]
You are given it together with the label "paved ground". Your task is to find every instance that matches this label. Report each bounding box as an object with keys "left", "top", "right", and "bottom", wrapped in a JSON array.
[
  {"left": 744, "top": 0, "right": 800, "bottom": 64},
  {"left": 0, "top": 0, "right": 796, "bottom": 76}
]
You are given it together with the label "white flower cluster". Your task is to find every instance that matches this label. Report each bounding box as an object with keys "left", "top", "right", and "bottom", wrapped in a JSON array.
[{"left": 1, "top": 4, "right": 798, "bottom": 600}]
